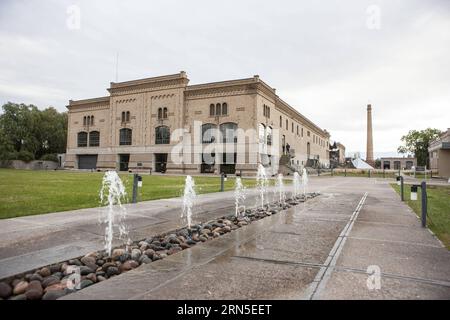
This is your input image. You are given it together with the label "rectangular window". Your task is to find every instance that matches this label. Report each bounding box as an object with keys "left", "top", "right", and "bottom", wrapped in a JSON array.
[{"left": 301, "top": 128, "right": 303, "bottom": 137}]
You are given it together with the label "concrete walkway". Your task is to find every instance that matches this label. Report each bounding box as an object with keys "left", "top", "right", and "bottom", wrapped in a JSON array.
[
  {"left": 62, "top": 177, "right": 449, "bottom": 300},
  {"left": 1, "top": 177, "right": 449, "bottom": 299}
]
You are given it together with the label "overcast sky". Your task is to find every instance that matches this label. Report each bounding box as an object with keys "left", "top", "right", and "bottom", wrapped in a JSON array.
[{"left": 0, "top": 0, "right": 449, "bottom": 157}]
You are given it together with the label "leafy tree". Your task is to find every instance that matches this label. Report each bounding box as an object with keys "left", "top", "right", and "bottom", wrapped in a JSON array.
[
  {"left": 397, "top": 128, "right": 442, "bottom": 167},
  {"left": 0, "top": 102, "right": 68, "bottom": 161}
]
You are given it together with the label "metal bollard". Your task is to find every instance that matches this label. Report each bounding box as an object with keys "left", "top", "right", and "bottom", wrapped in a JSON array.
[
  {"left": 421, "top": 181, "right": 427, "bottom": 228},
  {"left": 220, "top": 172, "right": 227, "bottom": 192},
  {"left": 368, "top": 170, "right": 371, "bottom": 178},
  {"left": 345, "top": 168, "right": 347, "bottom": 177},
  {"left": 132, "top": 173, "right": 138, "bottom": 203}
]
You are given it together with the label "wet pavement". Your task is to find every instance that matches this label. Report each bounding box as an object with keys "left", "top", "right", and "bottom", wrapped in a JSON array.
[{"left": 1, "top": 176, "right": 449, "bottom": 299}]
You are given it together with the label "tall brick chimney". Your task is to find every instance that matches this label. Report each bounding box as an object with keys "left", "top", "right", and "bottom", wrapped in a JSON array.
[{"left": 366, "top": 104, "right": 374, "bottom": 166}]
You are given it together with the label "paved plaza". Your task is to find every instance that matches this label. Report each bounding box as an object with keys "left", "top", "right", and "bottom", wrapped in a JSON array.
[{"left": 1, "top": 176, "right": 449, "bottom": 299}]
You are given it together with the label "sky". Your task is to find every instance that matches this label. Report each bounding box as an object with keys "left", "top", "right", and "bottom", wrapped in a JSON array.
[{"left": 0, "top": 0, "right": 449, "bottom": 158}]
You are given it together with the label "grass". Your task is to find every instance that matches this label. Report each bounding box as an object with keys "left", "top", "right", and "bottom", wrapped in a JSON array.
[
  {"left": 0, "top": 169, "right": 268, "bottom": 219},
  {"left": 391, "top": 183, "right": 450, "bottom": 249},
  {"left": 331, "top": 171, "right": 397, "bottom": 178}
]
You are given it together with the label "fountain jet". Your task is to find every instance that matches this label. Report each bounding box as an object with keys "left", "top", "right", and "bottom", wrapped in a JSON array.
[
  {"left": 234, "top": 177, "right": 246, "bottom": 217},
  {"left": 181, "top": 175, "right": 196, "bottom": 230}
]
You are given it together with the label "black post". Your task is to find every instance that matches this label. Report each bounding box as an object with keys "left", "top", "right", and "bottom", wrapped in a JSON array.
[
  {"left": 220, "top": 172, "right": 225, "bottom": 192},
  {"left": 421, "top": 181, "right": 427, "bottom": 228},
  {"left": 331, "top": 168, "right": 333, "bottom": 176},
  {"left": 400, "top": 176, "right": 404, "bottom": 201},
  {"left": 345, "top": 168, "right": 347, "bottom": 177},
  {"left": 383, "top": 168, "right": 385, "bottom": 178},
  {"left": 132, "top": 173, "right": 138, "bottom": 203},
  {"left": 368, "top": 170, "right": 371, "bottom": 178}
]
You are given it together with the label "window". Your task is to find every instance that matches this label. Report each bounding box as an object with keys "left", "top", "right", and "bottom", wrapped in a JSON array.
[
  {"left": 89, "top": 131, "right": 100, "bottom": 147},
  {"left": 279, "top": 116, "right": 282, "bottom": 127},
  {"left": 121, "top": 111, "right": 130, "bottom": 122},
  {"left": 307, "top": 130, "right": 310, "bottom": 137},
  {"left": 263, "top": 105, "right": 270, "bottom": 118},
  {"left": 83, "top": 116, "right": 87, "bottom": 126},
  {"left": 291, "top": 122, "right": 294, "bottom": 133},
  {"left": 119, "top": 128, "right": 132, "bottom": 145},
  {"left": 155, "top": 126, "right": 170, "bottom": 144},
  {"left": 77, "top": 132, "right": 88, "bottom": 147},
  {"left": 163, "top": 107, "right": 168, "bottom": 119},
  {"left": 209, "top": 104, "right": 215, "bottom": 116},
  {"left": 201, "top": 123, "right": 217, "bottom": 143},
  {"left": 158, "top": 108, "right": 162, "bottom": 119},
  {"left": 215, "top": 103, "right": 221, "bottom": 116},
  {"left": 126, "top": 111, "right": 130, "bottom": 122},
  {"left": 259, "top": 123, "right": 266, "bottom": 144},
  {"left": 297, "top": 125, "right": 299, "bottom": 135},
  {"left": 222, "top": 103, "right": 227, "bottom": 115},
  {"left": 90, "top": 116, "right": 94, "bottom": 126},
  {"left": 267, "top": 126, "right": 273, "bottom": 146},
  {"left": 286, "top": 119, "right": 288, "bottom": 130},
  {"left": 219, "top": 122, "right": 237, "bottom": 143},
  {"left": 121, "top": 112, "right": 126, "bottom": 122}
]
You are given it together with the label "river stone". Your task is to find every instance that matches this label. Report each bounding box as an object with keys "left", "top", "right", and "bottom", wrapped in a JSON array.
[
  {"left": 151, "top": 254, "right": 161, "bottom": 261},
  {"left": 39, "top": 267, "right": 51, "bottom": 278},
  {"left": 213, "top": 232, "right": 220, "bottom": 238},
  {"left": 68, "top": 259, "right": 82, "bottom": 266},
  {"left": 212, "top": 227, "right": 222, "bottom": 234},
  {"left": 30, "top": 273, "right": 43, "bottom": 282},
  {"left": 177, "top": 229, "right": 189, "bottom": 238},
  {"left": 80, "top": 266, "right": 94, "bottom": 276},
  {"left": 131, "top": 249, "right": 141, "bottom": 261},
  {"left": 117, "top": 253, "right": 131, "bottom": 263},
  {"left": 0, "top": 282, "right": 12, "bottom": 298},
  {"left": 25, "top": 280, "right": 43, "bottom": 300},
  {"left": 42, "top": 290, "right": 66, "bottom": 300},
  {"left": 111, "top": 248, "right": 126, "bottom": 259},
  {"left": 49, "top": 264, "right": 61, "bottom": 273},
  {"left": 167, "top": 247, "right": 182, "bottom": 255},
  {"left": 96, "top": 259, "right": 105, "bottom": 266},
  {"left": 44, "top": 282, "right": 67, "bottom": 293},
  {"left": 42, "top": 276, "right": 60, "bottom": 288},
  {"left": 101, "top": 262, "right": 116, "bottom": 272},
  {"left": 139, "top": 255, "right": 152, "bottom": 264},
  {"left": 144, "top": 249, "right": 155, "bottom": 258},
  {"left": 97, "top": 276, "right": 106, "bottom": 282},
  {"left": 81, "top": 256, "right": 97, "bottom": 269},
  {"left": 10, "top": 294, "right": 27, "bottom": 300},
  {"left": 223, "top": 226, "right": 231, "bottom": 232},
  {"left": 106, "top": 266, "right": 120, "bottom": 277},
  {"left": 180, "top": 243, "right": 190, "bottom": 249},
  {"left": 199, "top": 235, "right": 208, "bottom": 242},
  {"left": 186, "top": 239, "right": 196, "bottom": 245},
  {"left": 238, "top": 221, "right": 248, "bottom": 227},
  {"left": 120, "top": 260, "right": 139, "bottom": 272},
  {"left": 85, "top": 273, "right": 97, "bottom": 283},
  {"left": 79, "top": 279, "right": 94, "bottom": 289}
]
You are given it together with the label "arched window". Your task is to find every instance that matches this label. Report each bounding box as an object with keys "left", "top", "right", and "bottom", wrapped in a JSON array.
[
  {"left": 209, "top": 104, "right": 215, "bottom": 116},
  {"left": 126, "top": 111, "right": 130, "bottom": 122},
  {"left": 121, "top": 112, "right": 126, "bottom": 122},
  {"left": 216, "top": 103, "right": 221, "bottom": 116},
  {"left": 90, "top": 116, "right": 94, "bottom": 126},
  {"left": 163, "top": 107, "right": 168, "bottom": 119},
  {"left": 77, "top": 132, "right": 88, "bottom": 147},
  {"left": 222, "top": 103, "right": 228, "bottom": 115},
  {"left": 155, "top": 126, "right": 170, "bottom": 144},
  {"left": 267, "top": 126, "right": 273, "bottom": 146},
  {"left": 259, "top": 123, "right": 266, "bottom": 144},
  {"left": 219, "top": 122, "right": 237, "bottom": 143},
  {"left": 89, "top": 131, "right": 100, "bottom": 147},
  {"left": 119, "top": 128, "right": 132, "bottom": 145},
  {"left": 158, "top": 108, "right": 162, "bottom": 119},
  {"left": 83, "top": 116, "right": 87, "bottom": 126},
  {"left": 201, "top": 123, "right": 217, "bottom": 144}
]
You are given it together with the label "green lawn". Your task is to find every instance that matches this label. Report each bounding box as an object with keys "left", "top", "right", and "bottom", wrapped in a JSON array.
[
  {"left": 331, "top": 171, "right": 397, "bottom": 178},
  {"left": 0, "top": 169, "right": 265, "bottom": 219},
  {"left": 391, "top": 183, "right": 450, "bottom": 249}
]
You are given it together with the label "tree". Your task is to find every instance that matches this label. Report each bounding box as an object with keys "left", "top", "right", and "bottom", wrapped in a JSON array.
[
  {"left": 397, "top": 128, "right": 442, "bottom": 167},
  {"left": 0, "top": 102, "right": 68, "bottom": 160}
]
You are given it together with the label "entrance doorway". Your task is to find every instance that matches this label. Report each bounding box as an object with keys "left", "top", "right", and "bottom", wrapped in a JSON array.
[
  {"left": 155, "top": 153, "right": 168, "bottom": 173},
  {"left": 119, "top": 154, "right": 130, "bottom": 171}
]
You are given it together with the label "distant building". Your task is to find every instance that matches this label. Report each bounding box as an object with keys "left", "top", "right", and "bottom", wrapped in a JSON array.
[
  {"left": 381, "top": 157, "right": 416, "bottom": 170},
  {"left": 428, "top": 128, "right": 450, "bottom": 179},
  {"left": 329, "top": 142, "right": 346, "bottom": 168}
]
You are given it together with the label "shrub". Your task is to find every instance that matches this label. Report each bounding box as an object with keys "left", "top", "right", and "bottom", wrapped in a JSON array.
[
  {"left": 16, "top": 150, "right": 34, "bottom": 162},
  {"left": 40, "top": 153, "right": 58, "bottom": 162}
]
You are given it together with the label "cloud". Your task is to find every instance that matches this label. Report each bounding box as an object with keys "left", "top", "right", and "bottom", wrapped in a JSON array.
[{"left": 0, "top": 0, "right": 448, "bottom": 154}]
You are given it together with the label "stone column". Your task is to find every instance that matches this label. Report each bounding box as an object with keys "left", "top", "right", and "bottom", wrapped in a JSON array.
[{"left": 366, "top": 104, "right": 374, "bottom": 166}]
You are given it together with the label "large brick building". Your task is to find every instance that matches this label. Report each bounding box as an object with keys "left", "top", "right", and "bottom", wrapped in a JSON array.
[{"left": 65, "top": 72, "right": 330, "bottom": 175}]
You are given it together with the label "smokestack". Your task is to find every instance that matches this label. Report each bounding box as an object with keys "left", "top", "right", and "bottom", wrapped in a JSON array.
[{"left": 366, "top": 104, "right": 374, "bottom": 166}]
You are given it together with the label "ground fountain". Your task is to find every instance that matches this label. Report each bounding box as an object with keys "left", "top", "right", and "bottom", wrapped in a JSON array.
[
  {"left": 293, "top": 171, "right": 301, "bottom": 199},
  {"left": 234, "top": 177, "right": 246, "bottom": 217},
  {"left": 302, "top": 168, "right": 309, "bottom": 197},
  {"left": 256, "top": 164, "right": 269, "bottom": 209},
  {"left": 275, "top": 173, "right": 286, "bottom": 206},
  {"left": 99, "top": 170, "right": 129, "bottom": 257},
  {"left": 181, "top": 175, "right": 196, "bottom": 231}
]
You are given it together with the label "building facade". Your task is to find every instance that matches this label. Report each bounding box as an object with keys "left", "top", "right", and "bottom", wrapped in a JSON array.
[
  {"left": 329, "top": 142, "right": 346, "bottom": 168},
  {"left": 65, "top": 72, "right": 330, "bottom": 175},
  {"left": 381, "top": 157, "right": 417, "bottom": 170},
  {"left": 429, "top": 128, "right": 450, "bottom": 179}
]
